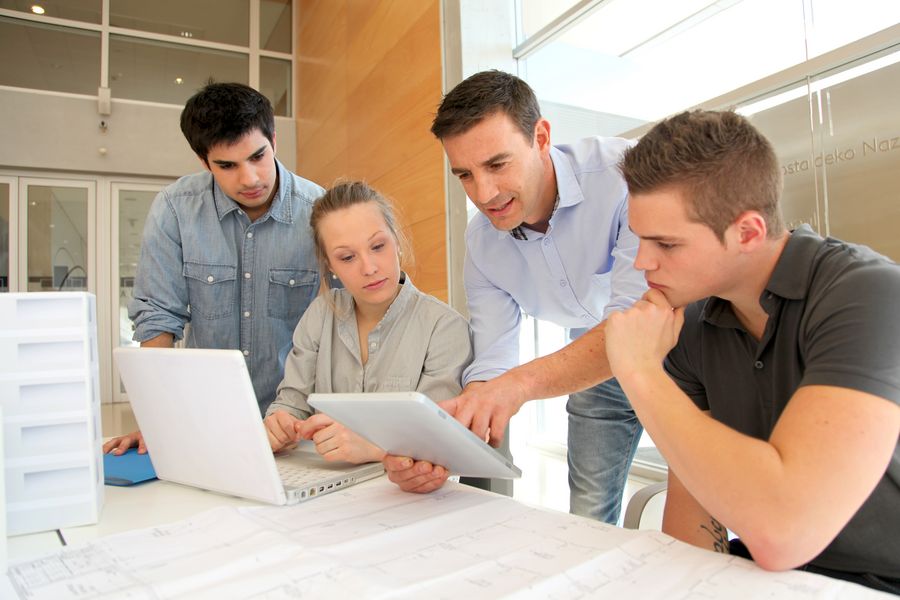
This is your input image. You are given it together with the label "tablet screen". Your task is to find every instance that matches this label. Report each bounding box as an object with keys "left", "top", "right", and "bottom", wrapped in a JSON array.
[{"left": 308, "top": 392, "right": 521, "bottom": 479}]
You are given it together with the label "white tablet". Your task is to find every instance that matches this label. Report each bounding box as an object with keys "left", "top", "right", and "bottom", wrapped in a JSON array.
[{"left": 308, "top": 392, "right": 521, "bottom": 479}]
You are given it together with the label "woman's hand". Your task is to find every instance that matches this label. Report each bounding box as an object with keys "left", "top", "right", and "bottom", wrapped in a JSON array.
[
  {"left": 263, "top": 410, "right": 303, "bottom": 452},
  {"left": 299, "top": 414, "right": 386, "bottom": 464}
]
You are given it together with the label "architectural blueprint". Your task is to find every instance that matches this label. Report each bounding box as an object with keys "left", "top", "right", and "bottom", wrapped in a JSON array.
[{"left": 4, "top": 479, "right": 888, "bottom": 599}]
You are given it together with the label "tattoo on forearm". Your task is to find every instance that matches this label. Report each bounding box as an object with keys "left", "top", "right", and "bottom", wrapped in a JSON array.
[{"left": 700, "top": 517, "right": 729, "bottom": 553}]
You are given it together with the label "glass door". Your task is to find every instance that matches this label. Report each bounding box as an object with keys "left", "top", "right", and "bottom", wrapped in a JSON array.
[
  {"left": 18, "top": 178, "right": 95, "bottom": 294},
  {"left": 740, "top": 46, "right": 900, "bottom": 256},
  {"left": 110, "top": 183, "right": 160, "bottom": 403},
  {"left": 810, "top": 49, "right": 900, "bottom": 259},
  {"left": 741, "top": 86, "right": 824, "bottom": 236},
  {"left": 0, "top": 176, "right": 14, "bottom": 292}
]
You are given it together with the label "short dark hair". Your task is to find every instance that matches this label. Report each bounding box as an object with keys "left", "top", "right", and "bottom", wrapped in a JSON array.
[
  {"left": 180, "top": 82, "right": 275, "bottom": 163},
  {"left": 621, "top": 110, "right": 785, "bottom": 241},
  {"left": 431, "top": 70, "right": 541, "bottom": 142}
]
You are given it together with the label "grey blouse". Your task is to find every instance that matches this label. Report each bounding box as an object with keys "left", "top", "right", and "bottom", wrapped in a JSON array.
[{"left": 267, "top": 277, "right": 473, "bottom": 420}]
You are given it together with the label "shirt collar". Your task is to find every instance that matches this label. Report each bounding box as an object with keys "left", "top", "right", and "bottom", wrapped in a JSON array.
[
  {"left": 550, "top": 145, "right": 585, "bottom": 210},
  {"left": 700, "top": 225, "right": 823, "bottom": 328},
  {"left": 763, "top": 224, "right": 821, "bottom": 300},
  {"left": 508, "top": 192, "right": 559, "bottom": 241},
  {"left": 335, "top": 272, "right": 417, "bottom": 327},
  {"left": 505, "top": 147, "right": 576, "bottom": 241},
  {"left": 212, "top": 159, "right": 293, "bottom": 224}
]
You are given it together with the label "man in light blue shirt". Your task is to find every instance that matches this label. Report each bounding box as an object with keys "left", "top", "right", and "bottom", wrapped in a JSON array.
[
  {"left": 414, "top": 71, "right": 646, "bottom": 523},
  {"left": 104, "top": 82, "right": 322, "bottom": 455}
]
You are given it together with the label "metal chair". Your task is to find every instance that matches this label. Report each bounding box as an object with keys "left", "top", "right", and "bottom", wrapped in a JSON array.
[{"left": 623, "top": 481, "right": 667, "bottom": 529}]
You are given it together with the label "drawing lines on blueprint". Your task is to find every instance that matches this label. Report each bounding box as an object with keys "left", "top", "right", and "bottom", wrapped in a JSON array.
[{"left": 4, "top": 480, "right": 886, "bottom": 600}]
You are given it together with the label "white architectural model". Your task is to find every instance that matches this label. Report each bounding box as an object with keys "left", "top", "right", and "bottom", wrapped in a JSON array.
[{"left": 0, "top": 292, "right": 103, "bottom": 535}]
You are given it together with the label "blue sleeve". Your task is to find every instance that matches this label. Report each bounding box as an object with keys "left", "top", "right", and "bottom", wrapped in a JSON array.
[
  {"left": 462, "top": 250, "right": 522, "bottom": 385},
  {"left": 128, "top": 189, "right": 190, "bottom": 342},
  {"left": 602, "top": 196, "right": 647, "bottom": 318}
]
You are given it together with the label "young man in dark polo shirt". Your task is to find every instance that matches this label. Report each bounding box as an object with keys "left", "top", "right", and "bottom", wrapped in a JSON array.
[{"left": 604, "top": 110, "right": 900, "bottom": 593}]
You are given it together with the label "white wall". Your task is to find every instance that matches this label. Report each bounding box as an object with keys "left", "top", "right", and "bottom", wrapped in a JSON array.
[{"left": 0, "top": 87, "right": 297, "bottom": 178}]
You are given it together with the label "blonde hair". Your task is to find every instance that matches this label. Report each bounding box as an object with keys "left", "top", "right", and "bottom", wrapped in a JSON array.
[{"left": 310, "top": 180, "right": 413, "bottom": 293}]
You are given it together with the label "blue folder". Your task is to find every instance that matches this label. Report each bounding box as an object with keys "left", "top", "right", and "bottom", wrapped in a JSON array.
[{"left": 103, "top": 447, "right": 157, "bottom": 486}]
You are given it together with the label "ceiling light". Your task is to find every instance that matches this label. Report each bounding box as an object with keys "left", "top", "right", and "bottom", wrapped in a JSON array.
[
  {"left": 174, "top": 77, "right": 184, "bottom": 85},
  {"left": 31, "top": 5, "right": 45, "bottom": 15}
]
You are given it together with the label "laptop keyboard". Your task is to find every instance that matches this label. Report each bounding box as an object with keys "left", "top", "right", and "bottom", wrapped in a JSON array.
[{"left": 277, "top": 463, "right": 344, "bottom": 488}]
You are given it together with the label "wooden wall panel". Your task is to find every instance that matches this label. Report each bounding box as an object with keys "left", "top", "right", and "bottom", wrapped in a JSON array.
[{"left": 295, "top": 0, "right": 447, "bottom": 300}]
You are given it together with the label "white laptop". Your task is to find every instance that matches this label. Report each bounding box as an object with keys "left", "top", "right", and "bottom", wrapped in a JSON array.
[{"left": 113, "top": 347, "right": 384, "bottom": 505}]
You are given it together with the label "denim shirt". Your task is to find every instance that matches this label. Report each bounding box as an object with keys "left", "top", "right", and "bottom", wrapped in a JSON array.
[{"left": 129, "top": 160, "right": 322, "bottom": 413}]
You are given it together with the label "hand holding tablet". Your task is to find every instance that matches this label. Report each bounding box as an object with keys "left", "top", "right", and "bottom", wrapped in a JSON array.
[{"left": 307, "top": 392, "right": 521, "bottom": 479}]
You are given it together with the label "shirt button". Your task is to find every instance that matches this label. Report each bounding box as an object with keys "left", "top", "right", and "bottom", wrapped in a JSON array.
[
  {"left": 370, "top": 342, "right": 377, "bottom": 349},
  {"left": 243, "top": 350, "right": 250, "bottom": 356},
  {"left": 246, "top": 232, "right": 253, "bottom": 239},
  {"left": 244, "top": 272, "right": 251, "bottom": 279},
  {"left": 288, "top": 279, "right": 295, "bottom": 286},
  {"left": 754, "top": 361, "right": 764, "bottom": 369},
  {"left": 543, "top": 239, "right": 550, "bottom": 246},
  {"left": 559, "top": 280, "right": 567, "bottom": 287},
  {"left": 243, "top": 311, "right": 250, "bottom": 318},
  {"left": 582, "top": 314, "right": 589, "bottom": 319},
  {"left": 207, "top": 275, "right": 214, "bottom": 283}
]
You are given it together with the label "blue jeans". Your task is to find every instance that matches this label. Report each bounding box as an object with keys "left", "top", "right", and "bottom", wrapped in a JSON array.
[{"left": 567, "top": 377, "right": 642, "bottom": 524}]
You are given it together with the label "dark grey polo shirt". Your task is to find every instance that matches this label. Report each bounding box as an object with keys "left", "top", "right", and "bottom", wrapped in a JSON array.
[{"left": 665, "top": 225, "right": 900, "bottom": 578}]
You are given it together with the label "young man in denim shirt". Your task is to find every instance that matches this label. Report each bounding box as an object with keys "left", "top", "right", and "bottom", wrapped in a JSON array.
[{"left": 105, "top": 83, "right": 322, "bottom": 455}]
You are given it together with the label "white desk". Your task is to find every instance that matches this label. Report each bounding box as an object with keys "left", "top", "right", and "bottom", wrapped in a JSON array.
[
  {"left": 4, "top": 477, "right": 888, "bottom": 599},
  {"left": 61, "top": 478, "right": 259, "bottom": 545},
  {"left": 5, "top": 479, "right": 259, "bottom": 561},
  {"left": 6, "top": 531, "right": 61, "bottom": 563}
]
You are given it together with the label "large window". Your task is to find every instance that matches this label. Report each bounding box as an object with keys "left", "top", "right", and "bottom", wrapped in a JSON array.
[
  {"left": 0, "top": 0, "right": 293, "bottom": 115},
  {"left": 109, "top": 1, "right": 250, "bottom": 46},
  {"left": 518, "top": 0, "right": 900, "bottom": 132},
  {"left": 514, "top": 0, "right": 900, "bottom": 458},
  {"left": 0, "top": 16, "right": 100, "bottom": 95},
  {"left": 108, "top": 35, "right": 249, "bottom": 105}
]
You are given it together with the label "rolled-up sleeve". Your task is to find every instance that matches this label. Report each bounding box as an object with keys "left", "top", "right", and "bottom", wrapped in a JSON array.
[{"left": 129, "top": 190, "right": 191, "bottom": 342}]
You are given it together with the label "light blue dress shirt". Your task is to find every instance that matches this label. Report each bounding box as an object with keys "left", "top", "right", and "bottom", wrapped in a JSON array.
[
  {"left": 462, "top": 137, "right": 647, "bottom": 384},
  {"left": 129, "top": 160, "right": 323, "bottom": 413}
]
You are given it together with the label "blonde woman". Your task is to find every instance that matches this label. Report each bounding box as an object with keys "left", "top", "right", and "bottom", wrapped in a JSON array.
[{"left": 264, "top": 181, "right": 472, "bottom": 473}]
